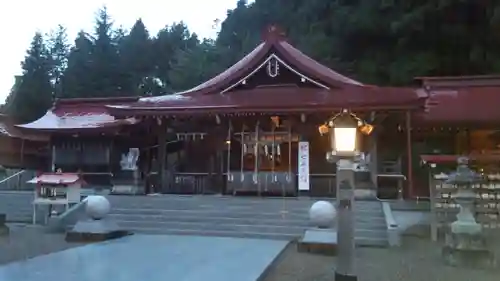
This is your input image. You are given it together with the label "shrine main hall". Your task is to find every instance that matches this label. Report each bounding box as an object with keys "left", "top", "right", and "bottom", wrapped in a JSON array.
[{"left": 3, "top": 27, "right": 500, "bottom": 200}]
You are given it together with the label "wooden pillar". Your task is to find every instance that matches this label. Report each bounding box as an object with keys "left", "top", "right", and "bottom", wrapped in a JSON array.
[
  {"left": 405, "top": 110, "right": 414, "bottom": 198},
  {"left": 157, "top": 118, "right": 167, "bottom": 193},
  {"left": 369, "top": 135, "right": 378, "bottom": 189}
]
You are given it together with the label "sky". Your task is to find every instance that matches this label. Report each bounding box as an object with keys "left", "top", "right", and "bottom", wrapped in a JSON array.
[{"left": 0, "top": 0, "right": 241, "bottom": 103}]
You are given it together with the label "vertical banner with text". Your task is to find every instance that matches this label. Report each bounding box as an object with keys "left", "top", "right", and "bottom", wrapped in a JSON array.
[{"left": 298, "top": 141, "right": 310, "bottom": 191}]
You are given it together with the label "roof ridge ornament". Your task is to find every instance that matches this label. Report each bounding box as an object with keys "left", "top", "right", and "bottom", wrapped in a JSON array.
[
  {"left": 266, "top": 57, "right": 280, "bottom": 78},
  {"left": 262, "top": 25, "right": 286, "bottom": 43}
]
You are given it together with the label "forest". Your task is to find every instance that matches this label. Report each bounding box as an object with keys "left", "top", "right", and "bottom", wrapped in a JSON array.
[{"left": 3, "top": 0, "right": 500, "bottom": 123}]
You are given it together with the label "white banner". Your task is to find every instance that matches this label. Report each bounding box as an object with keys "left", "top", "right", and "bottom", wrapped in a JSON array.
[{"left": 298, "top": 141, "right": 310, "bottom": 191}]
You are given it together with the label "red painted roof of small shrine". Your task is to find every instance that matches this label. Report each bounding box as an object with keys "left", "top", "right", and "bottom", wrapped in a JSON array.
[
  {"left": 27, "top": 172, "right": 84, "bottom": 185},
  {"left": 16, "top": 97, "right": 139, "bottom": 133}
]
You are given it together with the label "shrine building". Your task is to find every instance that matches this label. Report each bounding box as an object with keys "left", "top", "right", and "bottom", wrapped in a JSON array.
[{"left": 4, "top": 27, "right": 500, "bottom": 200}]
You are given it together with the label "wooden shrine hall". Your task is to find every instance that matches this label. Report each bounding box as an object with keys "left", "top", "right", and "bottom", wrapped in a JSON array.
[{"left": 6, "top": 26, "right": 500, "bottom": 199}]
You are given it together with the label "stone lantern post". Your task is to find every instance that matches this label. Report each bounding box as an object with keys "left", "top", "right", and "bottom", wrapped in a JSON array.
[{"left": 442, "top": 157, "right": 495, "bottom": 268}]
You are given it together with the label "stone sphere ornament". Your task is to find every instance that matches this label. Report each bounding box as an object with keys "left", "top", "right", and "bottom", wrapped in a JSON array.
[
  {"left": 85, "top": 195, "right": 111, "bottom": 220},
  {"left": 309, "top": 201, "right": 337, "bottom": 228}
]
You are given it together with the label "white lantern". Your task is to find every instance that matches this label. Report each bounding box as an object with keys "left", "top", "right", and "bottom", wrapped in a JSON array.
[{"left": 330, "top": 112, "right": 359, "bottom": 157}]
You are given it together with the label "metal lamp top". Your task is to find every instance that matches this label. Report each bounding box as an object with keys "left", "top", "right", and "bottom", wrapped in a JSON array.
[
  {"left": 329, "top": 112, "right": 358, "bottom": 128},
  {"left": 445, "top": 156, "right": 484, "bottom": 185}
]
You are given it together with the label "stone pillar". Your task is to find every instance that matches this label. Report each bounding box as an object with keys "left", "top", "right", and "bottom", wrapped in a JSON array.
[{"left": 335, "top": 159, "right": 357, "bottom": 281}]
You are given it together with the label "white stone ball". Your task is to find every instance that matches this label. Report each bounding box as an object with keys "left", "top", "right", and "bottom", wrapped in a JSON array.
[
  {"left": 309, "top": 201, "right": 336, "bottom": 228},
  {"left": 85, "top": 195, "right": 111, "bottom": 220}
]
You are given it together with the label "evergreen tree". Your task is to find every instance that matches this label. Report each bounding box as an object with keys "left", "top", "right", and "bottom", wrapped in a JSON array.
[
  {"left": 153, "top": 22, "right": 198, "bottom": 92},
  {"left": 119, "top": 19, "right": 154, "bottom": 95},
  {"left": 46, "top": 24, "right": 70, "bottom": 98},
  {"left": 3, "top": 76, "right": 23, "bottom": 115},
  {"left": 168, "top": 39, "right": 222, "bottom": 92},
  {"left": 61, "top": 31, "right": 93, "bottom": 98},
  {"left": 6, "top": 33, "right": 53, "bottom": 123},
  {"left": 90, "top": 6, "right": 122, "bottom": 97}
]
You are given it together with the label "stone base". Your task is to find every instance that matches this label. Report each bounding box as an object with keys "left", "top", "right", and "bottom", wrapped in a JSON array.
[
  {"left": 297, "top": 228, "right": 337, "bottom": 256},
  {"left": 65, "top": 219, "right": 131, "bottom": 242},
  {"left": 0, "top": 214, "right": 8, "bottom": 236},
  {"left": 353, "top": 189, "right": 377, "bottom": 200},
  {"left": 335, "top": 271, "right": 358, "bottom": 281},
  {"left": 442, "top": 246, "right": 495, "bottom": 268},
  {"left": 111, "top": 185, "right": 143, "bottom": 195},
  {"left": 442, "top": 232, "right": 495, "bottom": 269},
  {"left": 0, "top": 225, "right": 9, "bottom": 236},
  {"left": 451, "top": 220, "right": 482, "bottom": 235}
]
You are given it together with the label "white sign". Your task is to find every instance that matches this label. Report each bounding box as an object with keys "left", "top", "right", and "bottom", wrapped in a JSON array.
[{"left": 298, "top": 141, "right": 310, "bottom": 191}]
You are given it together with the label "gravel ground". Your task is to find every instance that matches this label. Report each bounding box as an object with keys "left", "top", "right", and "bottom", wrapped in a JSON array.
[
  {"left": 263, "top": 236, "right": 500, "bottom": 281},
  {"left": 0, "top": 224, "right": 83, "bottom": 265}
]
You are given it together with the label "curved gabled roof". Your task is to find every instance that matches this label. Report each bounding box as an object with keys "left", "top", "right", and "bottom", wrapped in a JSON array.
[
  {"left": 0, "top": 114, "right": 48, "bottom": 141},
  {"left": 140, "top": 26, "right": 363, "bottom": 103},
  {"left": 16, "top": 97, "right": 139, "bottom": 133}
]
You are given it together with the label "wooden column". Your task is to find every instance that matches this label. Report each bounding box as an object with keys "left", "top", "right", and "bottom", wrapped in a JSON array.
[
  {"left": 405, "top": 110, "right": 414, "bottom": 198},
  {"left": 157, "top": 118, "right": 167, "bottom": 193}
]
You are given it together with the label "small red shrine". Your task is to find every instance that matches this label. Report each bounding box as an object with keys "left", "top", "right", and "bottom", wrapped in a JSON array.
[{"left": 3, "top": 26, "right": 500, "bottom": 200}]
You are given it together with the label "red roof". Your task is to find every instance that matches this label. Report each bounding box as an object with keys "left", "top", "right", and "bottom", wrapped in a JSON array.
[
  {"left": 416, "top": 86, "right": 500, "bottom": 124},
  {"left": 107, "top": 86, "right": 425, "bottom": 115},
  {"left": 0, "top": 114, "right": 48, "bottom": 141},
  {"left": 106, "top": 26, "right": 425, "bottom": 116},
  {"left": 16, "top": 97, "right": 139, "bottom": 133}
]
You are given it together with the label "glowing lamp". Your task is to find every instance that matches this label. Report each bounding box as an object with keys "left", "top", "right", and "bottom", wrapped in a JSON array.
[{"left": 330, "top": 112, "right": 359, "bottom": 157}]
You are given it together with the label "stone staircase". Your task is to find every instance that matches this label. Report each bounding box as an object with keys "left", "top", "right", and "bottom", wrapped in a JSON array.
[
  {"left": 106, "top": 195, "right": 388, "bottom": 247},
  {"left": 0, "top": 192, "right": 388, "bottom": 247},
  {"left": 0, "top": 191, "right": 33, "bottom": 222}
]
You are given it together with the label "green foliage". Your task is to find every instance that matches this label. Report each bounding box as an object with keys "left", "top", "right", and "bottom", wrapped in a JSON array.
[
  {"left": 5, "top": 1, "right": 500, "bottom": 121},
  {"left": 119, "top": 18, "right": 154, "bottom": 96},
  {"left": 46, "top": 24, "right": 70, "bottom": 98},
  {"left": 5, "top": 33, "right": 53, "bottom": 123},
  {"left": 216, "top": 0, "right": 500, "bottom": 85},
  {"left": 60, "top": 31, "right": 94, "bottom": 98}
]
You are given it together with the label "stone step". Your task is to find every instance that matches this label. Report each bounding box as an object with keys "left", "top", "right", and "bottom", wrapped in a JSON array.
[
  {"left": 108, "top": 213, "right": 311, "bottom": 227},
  {"left": 121, "top": 226, "right": 388, "bottom": 247},
  {"left": 114, "top": 219, "right": 386, "bottom": 238},
  {"left": 110, "top": 206, "right": 384, "bottom": 218},
  {"left": 107, "top": 196, "right": 383, "bottom": 209},
  {"left": 124, "top": 226, "right": 300, "bottom": 241},
  {"left": 107, "top": 213, "right": 386, "bottom": 230}
]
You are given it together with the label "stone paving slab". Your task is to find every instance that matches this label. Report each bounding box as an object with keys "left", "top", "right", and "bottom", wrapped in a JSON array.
[{"left": 0, "top": 234, "right": 288, "bottom": 281}]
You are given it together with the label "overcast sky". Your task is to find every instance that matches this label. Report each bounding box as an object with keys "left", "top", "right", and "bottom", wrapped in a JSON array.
[{"left": 0, "top": 0, "right": 241, "bottom": 103}]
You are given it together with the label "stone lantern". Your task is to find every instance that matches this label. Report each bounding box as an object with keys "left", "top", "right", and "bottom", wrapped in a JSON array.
[{"left": 442, "top": 157, "right": 495, "bottom": 268}]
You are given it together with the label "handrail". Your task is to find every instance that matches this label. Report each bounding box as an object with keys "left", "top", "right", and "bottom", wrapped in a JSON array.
[
  {"left": 0, "top": 170, "right": 24, "bottom": 184},
  {"left": 0, "top": 170, "right": 36, "bottom": 190}
]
